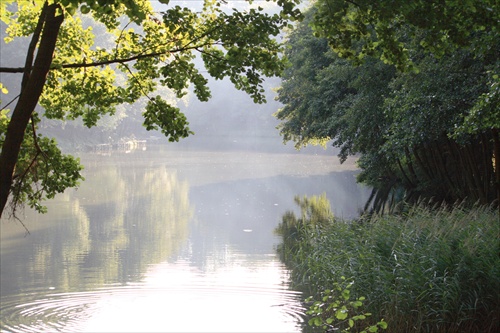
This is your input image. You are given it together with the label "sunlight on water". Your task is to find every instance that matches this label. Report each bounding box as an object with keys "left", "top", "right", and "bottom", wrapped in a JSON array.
[
  {"left": 1, "top": 255, "right": 303, "bottom": 333},
  {"left": 80, "top": 258, "right": 303, "bottom": 332}
]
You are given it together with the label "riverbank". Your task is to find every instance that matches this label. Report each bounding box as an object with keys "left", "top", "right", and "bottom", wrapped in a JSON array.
[{"left": 276, "top": 197, "right": 500, "bottom": 332}]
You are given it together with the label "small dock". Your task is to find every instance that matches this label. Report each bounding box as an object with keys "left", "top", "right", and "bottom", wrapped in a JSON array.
[{"left": 91, "top": 140, "right": 147, "bottom": 154}]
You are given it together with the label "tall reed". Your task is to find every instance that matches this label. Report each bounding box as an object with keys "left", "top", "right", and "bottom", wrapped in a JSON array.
[{"left": 276, "top": 198, "right": 500, "bottom": 332}]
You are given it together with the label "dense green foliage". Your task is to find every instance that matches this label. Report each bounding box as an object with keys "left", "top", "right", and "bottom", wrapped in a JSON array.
[
  {"left": 276, "top": 7, "right": 499, "bottom": 211},
  {"left": 275, "top": 196, "right": 500, "bottom": 332},
  {"left": 310, "top": 0, "right": 499, "bottom": 71},
  {"left": 0, "top": 0, "right": 302, "bottom": 218}
]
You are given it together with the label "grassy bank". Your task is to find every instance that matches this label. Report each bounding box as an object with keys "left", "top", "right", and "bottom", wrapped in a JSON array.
[{"left": 276, "top": 195, "right": 500, "bottom": 332}]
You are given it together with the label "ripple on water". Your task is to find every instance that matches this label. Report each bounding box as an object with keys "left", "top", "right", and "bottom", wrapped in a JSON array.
[{"left": 0, "top": 283, "right": 305, "bottom": 332}]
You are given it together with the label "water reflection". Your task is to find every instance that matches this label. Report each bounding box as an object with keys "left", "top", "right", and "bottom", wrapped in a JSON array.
[
  {"left": 1, "top": 147, "right": 369, "bottom": 332},
  {"left": 1, "top": 162, "right": 192, "bottom": 295}
]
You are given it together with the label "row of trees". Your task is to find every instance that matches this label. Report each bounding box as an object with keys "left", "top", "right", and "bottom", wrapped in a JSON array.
[
  {"left": 1, "top": 0, "right": 498, "bottom": 218},
  {"left": 276, "top": 1, "right": 499, "bottom": 211},
  {"left": 0, "top": 0, "right": 302, "bottom": 218}
]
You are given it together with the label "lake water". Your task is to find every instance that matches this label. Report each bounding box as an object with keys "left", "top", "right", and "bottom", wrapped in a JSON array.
[{"left": 0, "top": 144, "right": 370, "bottom": 332}]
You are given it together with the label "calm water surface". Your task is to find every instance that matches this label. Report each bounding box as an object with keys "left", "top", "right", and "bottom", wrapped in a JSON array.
[{"left": 0, "top": 145, "right": 370, "bottom": 332}]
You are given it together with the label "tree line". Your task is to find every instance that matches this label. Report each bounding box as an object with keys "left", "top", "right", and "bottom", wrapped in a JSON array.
[
  {"left": 275, "top": 1, "right": 499, "bottom": 212},
  {"left": 1, "top": 0, "right": 498, "bottom": 219}
]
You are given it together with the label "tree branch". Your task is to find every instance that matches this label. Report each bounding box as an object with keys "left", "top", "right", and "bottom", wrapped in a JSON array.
[
  {"left": 30, "top": 116, "right": 49, "bottom": 160},
  {"left": 21, "top": 1, "right": 48, "bottom": 91},
  {"left": 0, "top": 67, "right": 25, "bottom": 73},
  {"left": 0, "top": 44, "right": 208, "bottom": 73},
  {"left": 0, "top": 94, "right": 21, "bottom": 112},
  {"left": 345, "top": 0, "right": 362, "bottom": 8},
  {"left": 113, "top": 20, "right": 134, "bottom": 59},
  {"left": 1, "top": 16, "right": 229, "bottom": 74},
  {"left": 10, "top": 149, "right": 39, "bottom": 234},
  {"left": 121, "top": 61, "right": 155, "bottom": 103}
]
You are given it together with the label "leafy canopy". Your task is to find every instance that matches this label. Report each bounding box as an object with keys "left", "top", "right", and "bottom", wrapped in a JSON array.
[
  {"left": 310, "top": 0, "right": 499, "bottom": 71},
  {"left": 0, "top": 0, "right": 302, "bottom": 217},
  {"left": 276, "top": 4, "right": 498, "bottom": 209},
  {"left": 308, "top": 0, "right": 500, "bottom": 136}
]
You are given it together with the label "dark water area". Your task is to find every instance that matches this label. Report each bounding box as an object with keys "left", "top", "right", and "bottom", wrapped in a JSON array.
[{"left": 0, "top": 144, "right": 370, "bottom": 332}]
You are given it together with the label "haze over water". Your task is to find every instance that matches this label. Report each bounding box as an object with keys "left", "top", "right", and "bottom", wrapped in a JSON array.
[{"left": 0, "top": 143, "right": 369, "bottom": 332}]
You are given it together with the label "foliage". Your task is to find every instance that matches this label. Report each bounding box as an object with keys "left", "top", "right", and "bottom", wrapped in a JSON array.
[
  {"left": 305, "top": 277, "right": 388, "bottom": 333},
  {"left": 275, "top": 9, "right": 395, "bottom": 160},
  {"left": 310, "top": 0, "right": 499, "bottom": 72},
  {"left": 10, "top": 130, "right": 83, "bottom": 215},
  {"left": 276, "top": 196, "right": 500, "bottom": 332},
  {"left": 276, "top": 6, "right": 498, "bottom": 210},
  {"left": 0, "top": 0, "right": 302, "bottom": 218},
  {"left": 458, "top": 70, "right": 500, "bottom": 135}
]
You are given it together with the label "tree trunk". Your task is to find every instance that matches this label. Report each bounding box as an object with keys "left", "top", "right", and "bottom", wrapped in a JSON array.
[{"left": 0, "top": 4, "right": 63, "bottom": 218}]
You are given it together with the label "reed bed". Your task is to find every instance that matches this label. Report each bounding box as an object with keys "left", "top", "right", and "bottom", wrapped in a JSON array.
[{"left": 276, "top": 200, "right": 500, "bottom": 332}]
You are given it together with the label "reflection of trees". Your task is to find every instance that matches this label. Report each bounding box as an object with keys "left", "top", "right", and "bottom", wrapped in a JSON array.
[
  {"left": 27, "top": 199, "right": 91, "bottom": 291},
  {"left": 75, "top": 165, "right": 130, "bottom": 284},
  {"left": 275, "top": 193, "right": 334, "bottom": 265},
  {"left": 275, "top": 193, "right": 333, "bottom": 234},
  {"left": 126, "top": 167, "right": 192, "bottom": 273},
  {"left": 2, "top": 161, "right": 192, "bottom": 295},
  {"left": 77, "top": 163, "right": 192, "bottom": 285},
  {"left": 293, "top": 194, "right": 333, "bottom": 226}
]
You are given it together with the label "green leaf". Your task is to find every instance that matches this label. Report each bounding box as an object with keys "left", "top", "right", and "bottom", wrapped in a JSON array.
[
  {"left": 80, "top": 5, "right": 91, "bottom": 14},
  {"left": 143, "top": 96, "right": 193, "bottom": 142},
  {"left": 335, "top": 308, "right": 348, "bottom": 320},
  {"left": 352, "top": 300, "right": 363, "bottom": 308},
  {"left": 378, "top": 320, "right": 388, "bottom": 329},
  {"left": 342, "top": 288, "right": 350, "bottom": 300},
  {"left": 309, "top": 317, "right": 322, "bottom": 327}
]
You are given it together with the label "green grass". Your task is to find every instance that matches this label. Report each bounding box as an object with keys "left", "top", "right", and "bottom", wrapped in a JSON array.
[{"left": 276, "top": 196, "right": 500, "bottom": 332}]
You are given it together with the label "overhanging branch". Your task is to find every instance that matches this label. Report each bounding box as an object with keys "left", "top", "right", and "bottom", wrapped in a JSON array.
[{"left": 0, "top": 43, "right": 214, "bottom": 73}]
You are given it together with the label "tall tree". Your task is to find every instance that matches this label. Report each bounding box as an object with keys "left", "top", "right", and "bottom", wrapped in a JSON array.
[
  {"left": 0, "top": 0, "right": 302, "bottom": 218},
  {"left": 309, "top": 0, "right": 500, "bottom": 207},
  {"left": 277, "top": 5, "right": 498, "bottom": 211}
]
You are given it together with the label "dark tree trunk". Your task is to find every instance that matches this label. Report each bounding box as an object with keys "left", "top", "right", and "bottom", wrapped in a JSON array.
[{"left": 0, "top": 3, "right": 63, "bottom": 218}]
